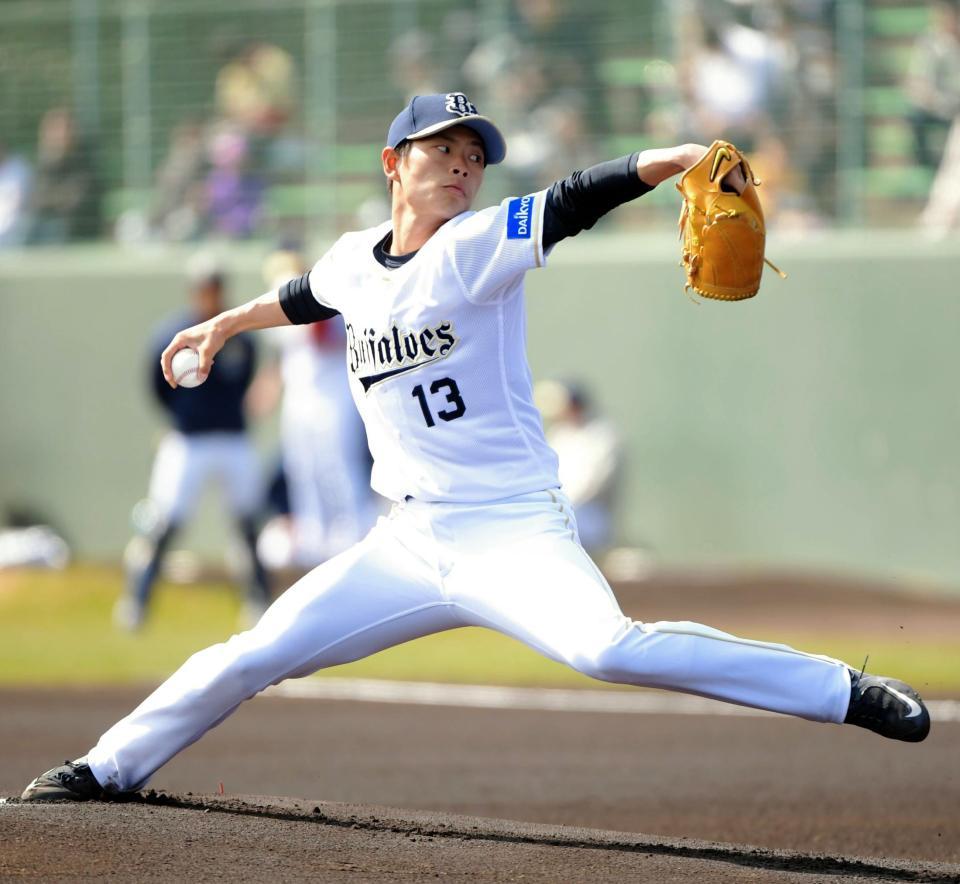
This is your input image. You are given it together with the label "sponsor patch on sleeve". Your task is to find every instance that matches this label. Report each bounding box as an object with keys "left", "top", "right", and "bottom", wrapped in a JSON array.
[{"left": 506, "top": 194, "right": 534, "bottom": 239}]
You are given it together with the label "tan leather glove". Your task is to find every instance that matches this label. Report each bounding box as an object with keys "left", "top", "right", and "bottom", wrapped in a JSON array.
[{"left": 677, "top": 140, "right": 783, "bottom": 301}]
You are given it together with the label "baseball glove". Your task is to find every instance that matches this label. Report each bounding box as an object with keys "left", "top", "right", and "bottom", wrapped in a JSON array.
[{"left": 676, "top": 140, "right": 784, "bottom": 301}]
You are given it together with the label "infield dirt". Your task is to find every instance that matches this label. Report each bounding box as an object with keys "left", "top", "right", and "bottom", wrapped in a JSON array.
[
  {"left": 3, "top": 687, "right": 959, "bottom": 881},
  {"left": 2, "top": 573, "right": 959, "bottom": 881}
]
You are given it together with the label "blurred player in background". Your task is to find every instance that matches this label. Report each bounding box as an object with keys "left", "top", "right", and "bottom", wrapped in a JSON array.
[
  {"left": 908, "top": 0, "right": 960, "bottom": 235},
  {"left": 535, "top": 379, "right": 621, "bottom": 556},
  {"left": 905, "top": 0, "right": 960, "bottom": 171},
  {"left": 114, "top": 255, "right": 271, "bottom": 630},
  {"left": 251, "top": 247, "right": 377, "bottom": 570},
  {"left": 0, "top": 137, "right": 32, "bottom": 248}
]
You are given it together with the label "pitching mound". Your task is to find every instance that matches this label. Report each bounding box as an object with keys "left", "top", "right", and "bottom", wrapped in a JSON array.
[{"left": 3, "top": 792, "right": 958, "bottom": 883}]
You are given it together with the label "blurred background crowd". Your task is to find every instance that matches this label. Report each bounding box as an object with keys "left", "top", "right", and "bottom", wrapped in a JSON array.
[
  {"left": 2, "top": 0, "right": 960, "bottom": 251},
  {"left": 3, "top": 0, "right": 960, "bottom": 601}
]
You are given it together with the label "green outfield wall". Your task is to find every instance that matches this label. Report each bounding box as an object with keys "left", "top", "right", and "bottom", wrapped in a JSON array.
[{"left": 2, "top": 231, "right": 959, "bottom": 588}]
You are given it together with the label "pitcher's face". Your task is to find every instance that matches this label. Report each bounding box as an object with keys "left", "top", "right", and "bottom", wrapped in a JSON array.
[{"left": 387, "top": 125, "right": 486, "bottom": 222}]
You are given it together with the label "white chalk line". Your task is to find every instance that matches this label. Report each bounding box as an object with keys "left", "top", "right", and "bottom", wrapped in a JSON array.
[{"left": 268, "top": 678, "right": 960, "bottom": 722}]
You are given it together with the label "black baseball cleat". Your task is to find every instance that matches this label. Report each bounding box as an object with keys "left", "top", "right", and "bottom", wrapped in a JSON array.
[
  {"left": 21, "top": 760, "right": 107, "bottom": 802},
  {"left": 844, "top": 671, "right": 931, "bottom": 742}
]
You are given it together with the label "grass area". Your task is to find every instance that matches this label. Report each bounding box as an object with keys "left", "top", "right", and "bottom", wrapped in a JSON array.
[{"left": 1, "top": 565, "right": 958, "bottom": 693}]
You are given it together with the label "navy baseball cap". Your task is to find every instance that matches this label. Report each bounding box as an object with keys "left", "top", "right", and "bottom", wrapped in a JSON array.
[{"left": 387, "top": 92, "right": 507, "bottom": 165}]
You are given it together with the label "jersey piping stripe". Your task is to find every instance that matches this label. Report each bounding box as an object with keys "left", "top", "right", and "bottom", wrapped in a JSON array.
[
  {"left": 640, "top": 622, "right": 850, "bottom": 670},
  {"left": 532, "top": 192, "right": 546, "bottom": 268}
]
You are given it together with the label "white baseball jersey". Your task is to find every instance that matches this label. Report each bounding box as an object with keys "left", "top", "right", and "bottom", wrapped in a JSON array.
[
  {"left": 307, "top": 190, "right": 560, "bottom": 503},
  {"left": 83, "top": 186, "right": 856, "bottom": 797}
]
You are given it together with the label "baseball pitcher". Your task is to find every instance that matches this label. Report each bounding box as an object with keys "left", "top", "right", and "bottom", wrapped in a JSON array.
[{"left": 24, "top": 92, "right": 929, "bottom": 802}]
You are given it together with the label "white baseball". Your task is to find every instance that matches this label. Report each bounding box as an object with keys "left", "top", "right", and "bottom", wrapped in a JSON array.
[{"left": 171, "top": 347, "right": 204, "bottom": 388}]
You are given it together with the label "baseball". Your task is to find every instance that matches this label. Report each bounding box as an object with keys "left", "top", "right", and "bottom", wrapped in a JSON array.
[{"left": 171, "top": 347, "right": 204, "bottom": 388}]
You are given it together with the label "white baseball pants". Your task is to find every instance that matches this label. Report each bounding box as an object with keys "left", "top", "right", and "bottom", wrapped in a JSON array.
[
  {"left": 281, "top": 392, "right": 375, "bottom": 566},
  {"left": 87, "top": 490, "right": 852, "bottom": 792},
  {"left": 148, "top": 431, "right": 261, "bottom": 524}
]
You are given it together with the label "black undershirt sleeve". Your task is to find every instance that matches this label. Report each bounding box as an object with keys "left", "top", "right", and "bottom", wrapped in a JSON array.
[
  {"left": 542, "top": 152, "right": 654, "bottom": 249},
  {"left": 281, "top": 160, "right": 651, "bottom": 316},
  {"left": 278, "top": 271, "right": 340, "bottom": 325}
]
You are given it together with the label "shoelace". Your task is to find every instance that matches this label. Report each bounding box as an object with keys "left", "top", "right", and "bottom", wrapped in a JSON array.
[
  {"left": 852, "top": 684, "right": 904, "bottom": 725},
  {"left": 56, "top": 761, "right": 89, "bottom": 786}
]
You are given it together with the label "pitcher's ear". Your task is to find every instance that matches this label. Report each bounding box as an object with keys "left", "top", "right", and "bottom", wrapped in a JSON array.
[{"left": 382, "top": 146, "right": 400, "bottom": 182}]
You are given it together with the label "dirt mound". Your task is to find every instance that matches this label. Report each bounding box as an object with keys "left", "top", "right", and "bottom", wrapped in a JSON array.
[{"left": 3, "top": 794, "right": 958, "bottom": 883}]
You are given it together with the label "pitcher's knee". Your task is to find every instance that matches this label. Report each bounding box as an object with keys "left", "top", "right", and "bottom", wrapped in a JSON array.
[
  {"left": 568, "top": 620, "right": 670, "bottom": 685},
  {"left": 571, "top": 641, "right": 637, "bottom": 684},
  {"left": 190, "top": 632, "right": 281, "bottom": 700}
]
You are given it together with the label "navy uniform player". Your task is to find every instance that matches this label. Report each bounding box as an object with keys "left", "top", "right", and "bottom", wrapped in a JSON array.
[
  {"left": 114, "top": 257, "right": 272, "bottom": 631},
  {"left": 24, "top": 92, "right": 929, "bottom": 801}
]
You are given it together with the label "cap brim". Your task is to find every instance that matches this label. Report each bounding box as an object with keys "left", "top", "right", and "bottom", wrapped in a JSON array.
[{"left": 406, "top": 115, "right": 507, "bottom": 165}]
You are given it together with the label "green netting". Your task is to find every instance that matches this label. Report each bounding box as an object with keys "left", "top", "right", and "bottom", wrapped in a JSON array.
[
  {"left": 0, "top": 0, "right": 945, "bottom": 238},
  {"left": 867, "top": 5, "right": 930, "bottom": 38}
]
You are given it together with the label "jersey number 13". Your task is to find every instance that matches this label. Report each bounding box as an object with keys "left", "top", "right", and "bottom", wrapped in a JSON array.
[{"left": 411, "top": 378, "right": 465, "bottom": 428}]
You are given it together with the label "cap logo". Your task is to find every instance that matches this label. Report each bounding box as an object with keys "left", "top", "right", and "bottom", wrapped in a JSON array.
[{"left": 444, "top": 92, "right": 478, "bottom": 117}]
